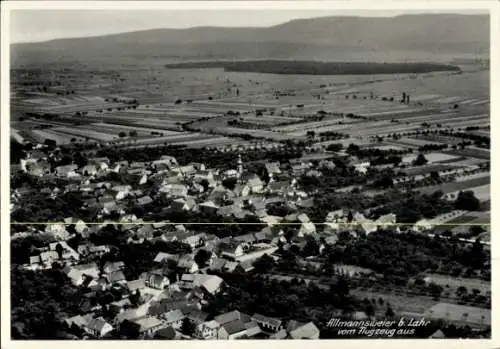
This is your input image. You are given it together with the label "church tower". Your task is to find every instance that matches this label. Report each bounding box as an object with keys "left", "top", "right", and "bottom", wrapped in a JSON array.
[{"left": 237, "top": 153, "right": 243, "bottom": 178}]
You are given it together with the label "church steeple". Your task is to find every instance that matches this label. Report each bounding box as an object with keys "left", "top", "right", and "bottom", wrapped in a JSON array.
[{"left": 237, "top": 153, "right": 243, "bottom": 178}]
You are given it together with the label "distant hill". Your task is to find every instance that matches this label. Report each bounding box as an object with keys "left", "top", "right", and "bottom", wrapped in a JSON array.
[{"left": 11, "top": 14, "right": 489, "bottom": 68}]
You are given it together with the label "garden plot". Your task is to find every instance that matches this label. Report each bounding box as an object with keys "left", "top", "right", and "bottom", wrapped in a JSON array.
[
  {"left": 436, "top": 113, "right": 489, "bottom": 124},
  {"left": 467, "top": 184, "right": 491, "bottom": 202},
  {"left": 411, "top": 94, "right": 442, "bottom": 102},
  {"left": 357, "top": 108, "right": 423, "bottom": 118},
  {"left": 402, "top": 152, "right": 459, "bottom": 164},
  {"left": 31, "top": 129, "right": 85, "bottom": 144},
  {"left": 316, "top": 138, "right": 371, "bottom": 148},
  {"left": 84, "top": 123, "right": 181, "bottom": 137},
  {"left": 441, "top": 119, "right": 490, "bottom": 129},
  {"left": 450, "top": 158, "right": 487, "bottom": 167},
  {"left": 402, "top": 112, "right": 488, "bottom": 126},
  {"left": 434, "top": 96, "right": 464, "bottom": 104},
  {"left": 401, "top": 164, "right": 457, "bottom": 177},
  {"left": 419, "top": 176, "right": 490, "bottom": 195},
  {"left": 390, "top": 137, "right": 447, "bottom": 147},
  {"left": 23, "top": 98, "right": 61, "bottom": 106},
  {"left": 470, "top": 99, "right": 489, "bottom": 106},
  {"left": 347, "top": 124, "right": 422, "bottom": 137},
  {"left": 51, "top": 126, "right": 117, "bottom": 142},
  {"left": 272, "top": 118, "right": 351, "bottom": 132},
  {"left": 286, "top": 124, "right": 355, "bottom": 137},
  {"left": 11, "top": 128, "right": 23, "bottom": 142},
  {"left": 422, "top": 274, "right": 490, "bottom": 294},
  {"left": 365, "top": 144, "right": 407, "bottom": 151}
]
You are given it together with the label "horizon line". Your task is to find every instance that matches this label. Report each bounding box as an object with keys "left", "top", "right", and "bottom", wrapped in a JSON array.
[{"left": 10, "top": 12, "right": 488, "bottom": 45}]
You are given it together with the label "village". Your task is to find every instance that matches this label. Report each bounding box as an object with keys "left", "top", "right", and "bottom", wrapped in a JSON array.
[
  {"left": 8, "top": 12, "right": 491, "bottom": 340},
  {"left": 10, "top": 137, "right": 491, "bottom": 339}
]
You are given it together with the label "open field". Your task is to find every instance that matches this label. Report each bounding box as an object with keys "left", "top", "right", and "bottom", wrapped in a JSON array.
[
  {"left": 401, "top": 164, "right": 458, "bottom": 177},
  {"left": 423, "top": 274, "right": 490, "bottom": 294},
  {"left": 402, "top": 152, "right": 459, "bottom": 164},
  {"left": 419, "top": 176, "right": 490, "bottom": 196}
]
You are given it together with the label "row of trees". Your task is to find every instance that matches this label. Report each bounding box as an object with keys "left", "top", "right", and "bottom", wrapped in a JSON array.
[{"left": 324, "top": 230, "right": 489, "bottom": 282}]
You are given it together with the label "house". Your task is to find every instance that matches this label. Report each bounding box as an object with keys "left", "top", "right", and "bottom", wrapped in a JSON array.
[
  {"left": 113, "top": 185, "right": 132, "bottom": 201},
  {"left": 353, "top": 161, "right": 370, "bottom": 175},
  {"left": 159, "top": 183, "right": 189, "bottom": 198},
  {"left": 84, "top": 317, "right": 114, "bottom": 338},
  {"left": 48, "top": 242, "right": 79, "bottom": 262},
  {"left": 182, "top": 234, "right": 206, "bottom": 249},
  {"left": 297, "top": 213, "right": 311, "bottom": 223},
  {"left": 214, "top": 310, "right": 252, "bottom": 327},
  {"left": 209, "top": 258, "right": 227, "bottom": 272},
  {"left": 170, "top": 197, "right": 196, "bottom": 212},
  {"left": 153, "top": 252, "right": 179, "bottom": 264},
  {"left": 27, "top": 255, "right": 42, "bottom": 270},
  {"left": 153, "top": 157, "right": 177, "bottom": 170},
  {"left": 87, "top": 245, "right": 110, "bottom": 257},
  {"left": 180, "top": 274, "right": 224, "bottom": 295},
  {"left": 291, "top": 163, "right": 310, "bottom": 176},
  {"left": 267, "top": 180, "right": 289, "bottom": 194},
  {"left": 103, "top": 261, "right": 125, "bottom": 274},
  {"left": 218, "top": 320, "right": 248, "bottom": 339},
  {"left": 127, "top": 279, "right": 146, "bottom": 294},
  {"left": 183, "top": 308, "right": 209, "bottom": 326},
  {"left": 65, "top": 263, "right": 100, "bottom": 286},
  {"left": 130, "top": 316, "right": 165, "bottom": 338},
  {"left": 232, "top": 183, "right": 251, "bottom": 197},
  {"left": 196, "top": 320, "right": 220, "bottom": 339},
  {"left": 209, "top": 185, "right": 236, "bottom": 204},
  {"left": 243, "top": 320, "right": 263, "bottom": 338},
  {"left": 298, "top": 222, "right": 316, "bottom": 237},
  {"left": 162, "top": 309, "right": 185, "bottom": 329},
  {"left": 287, "top": 321, "right": 320, "bottom": 339},
  {"left": 198, "top": 201, "right": 220, "bottom": 215},
  {"left": 110, "top": 298, "right": 133, "bottom": 314},
  {"left": 238, "top": 260, "right": 255, "bottom": 273},
  {"left": 154, "top": 326, "right": 178, "bottom": 340},
  {"left": 137, "top": 195, "right": 153, "bottom": 206},
  {"left": 45, "top": 223, "right": 70, "bottom": 240},
  {"left": 223, "top": 261, "right": 239, "bottom": 273},
  {"left": 56, "top": 164, "right": 79, "bottom": 178},
  {"left": 81, "top": 164, "right": 98, "bottom": 176},
  {"left": 352, "top": 212, "right": 378, "bottom": 235},
  {"left": 178, "top": 257, "right": 199, "bottom": 274},
  {"left": 113, "top": 306, "right": 148, "bottom": 325},
  {"left": 39, "top": 251, "right": 60, "bottom": 268},
  {"left": 252, "top": 313, "right": 283, "bottom": 332},
  {"left": 136, "top": 224, "right": 155, "bottom": 240},
  {"left": 89, "top": 157, "right": 111, "bottom": 171},
  {"left": 106, "top": 271, "right": 127, "bottom": 285},
  {"left": 428, "top": 329, "right": 446, "bottom": 339},
  {"left": 234, "top": 233, "right": 257, "bottom": 246},
  {"left": 265, "top": 162, "right": 281, "bottom": 177},
  {"left": 64, "top": 314, "right": 94, "bottom": 332},
  {"left": 246, "top": 176, "right": 264, "bottom": 193},
  {"left": 375, "top": 213, "right": 397, "bottom": 229},
  {"left": 218, "top": 204, "right": 252, "bottom": 220},
  {"left": 148, "top": 274, "right": 170, "bottom": 290},
  {"left": 270, "top": 329, "right": 288, "bottom": 339},
  {"left": 218, "top": 242, "right": 244, "bottom": 260}
]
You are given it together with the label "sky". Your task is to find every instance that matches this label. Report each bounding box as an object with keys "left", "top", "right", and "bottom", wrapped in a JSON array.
[{"left": 10, "top": 9, "right": 486, "bottom": 44}]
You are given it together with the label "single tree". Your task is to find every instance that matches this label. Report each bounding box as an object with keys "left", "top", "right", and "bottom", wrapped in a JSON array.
[
  {"left": 413, "top": 153, "right": 428, "bottom": 166},
  {"left": 194, "top": 249, "right": 211, "bottom": 268},
  {"left": 181, "top": 318, "right": 196, "bottom": 336}
]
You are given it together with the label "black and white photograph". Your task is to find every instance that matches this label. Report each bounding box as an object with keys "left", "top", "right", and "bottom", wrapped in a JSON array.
[{"left": 1, "top": 1, "right": 496, "bottom": 345}]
